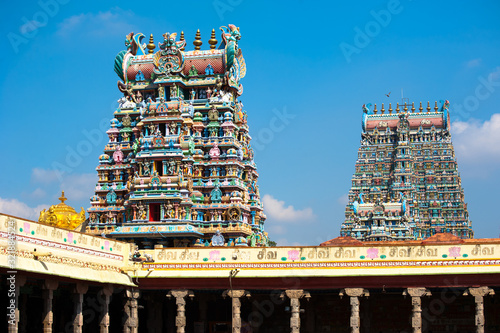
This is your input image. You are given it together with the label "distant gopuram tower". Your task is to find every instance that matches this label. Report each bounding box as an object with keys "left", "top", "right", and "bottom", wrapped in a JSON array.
[
  {"left": 86, "top": 25, "right": 268, "bottom": 247},
  {"left": 340, "top": 101, "right": 474, "bottom": 241}
]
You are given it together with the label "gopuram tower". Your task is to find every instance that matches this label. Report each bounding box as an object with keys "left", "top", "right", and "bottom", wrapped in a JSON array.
[
  {"left": 86, "top": 25, "right": 268, "bottom": 247},
  {"left": 340, "top": 101, "right": 474, "bottom": 241}
]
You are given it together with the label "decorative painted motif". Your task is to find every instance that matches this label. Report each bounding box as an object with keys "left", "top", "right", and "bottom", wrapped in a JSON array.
[
  {"left": 366, "top": 248, "right": 379, "bottom": 260},
  {"left": 288, "top": 250, "right": 300, "bottom": 261},
  {"left": 153, "top": 32, "right": 185, "bottom": 76}
]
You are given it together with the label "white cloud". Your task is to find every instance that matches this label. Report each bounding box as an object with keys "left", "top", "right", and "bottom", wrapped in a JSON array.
[
  {"left": 262, "top": 194, "right": 315, "bottom": 222},
  {"left": 452, "top": 114, "right": 500, "bottom": 161},
  {"left": 57, "top": 8, "right": 137, "bottom": 37},
  {"left": 0, "top": 197, "right": 48, "bottom": 221},
  {"left": 466, "top": 58, "right": 482, "bottom": 68},
  {"left": 452, "top": 113, "right": 500, "bottom": 176}
]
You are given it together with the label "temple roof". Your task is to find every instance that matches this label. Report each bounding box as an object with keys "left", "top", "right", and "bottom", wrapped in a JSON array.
[
  {"left": 421, "top": 232, "right": 465, "bottom": 244},
  {"left": 319, "top": 236, "right": 363, "bottom": 246}
]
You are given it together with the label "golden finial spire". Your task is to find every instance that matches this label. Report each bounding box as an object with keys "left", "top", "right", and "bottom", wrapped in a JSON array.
[
  {"left": 396, "top": 103, "right": 400, "bottom": 113},
  {"left": 180, "top": 31, "right": 185, "bottom": 51},
  {"left": 147, "top": 34, "right": 155, "bottom": 54},
  {"left": 193, "top": 29, "right": 202, "bottom": 50},
  {"left": 59, "top": 191, "right": 67, "bottom": 204},
  {"left": 411, "top": 102, "right": 415, "bottom": 113},
  {"left": 426, "top": 101, "right": 431, "bottom": 113},
  {"left": 404, "top": 102, "right": 408, "bottom": 112},
  {"left": 388, "top": 103, "right": 393, "bottom": 114},
  {"left": 381, "top": 103, "right": 385, "bottom": 114},
  {"left": 419, "top": 102, "right": 423, "bottom": 113},
  {"left": 434, "top": 101, "right": 439, "bottom": 112},
  {"left": 208, "top": 29, "right": 218, "bottom": 49},
  {"left": 373, "top": 104, "right": 377, "bottom": 114}
]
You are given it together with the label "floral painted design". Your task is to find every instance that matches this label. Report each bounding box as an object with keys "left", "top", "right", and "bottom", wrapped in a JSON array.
[
  {"left": 288, "top": 250, "right": 300, "bottom": 261},
  {"left": 209, "top": 250, "right": 220, "bottom": 261},
  {"left": 366, "top": 248, "right": 379, "bottom": 260},
  {"left": 448, "top": 246, "right": 461, "bottom": 258}
]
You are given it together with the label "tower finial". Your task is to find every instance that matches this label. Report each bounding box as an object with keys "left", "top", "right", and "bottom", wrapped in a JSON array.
[
  {"left": 381, "top": 103, "right": 385, "bottom": 114},
  {"left": 419, "top": 102, "right": 423, "bottom": 113},
  {"left": 373, "top": 104, "right": 377, "bottom": 114},
  {"left": 389, "top": 103, "right": 393, "bottom": 114},
  {"left": 59, "top": 191, "right": 67, "bottom": 204},
  {"left": 434, "top": 101, "right": 439, "bottom": 112},
  {"left": 147, "top": 34, "right": 155, "bottom": 54},
  {"left": 180, "top": 31, "right": 185, "bottom": 51},
  {"left": 194, "top": 29, "right": 202, "bottom": 50},
  {"left": 426, "top": 101, "right": 431, "bottom": 113},
  {"left": 411, "top": 102, "right": 415, "bottom": 113},
  {"left": 209, "top": 29, "right": 218, "bottom": 49}
]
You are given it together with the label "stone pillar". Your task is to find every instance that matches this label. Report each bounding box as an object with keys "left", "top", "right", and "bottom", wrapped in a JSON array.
[
  {"left": 280, "top": 289, "right": 311, "bottom": 333},
  {"left": 404, "top": 288, "right": 431, "bottom": 333},
  {"left": 7, "top": 275, "right": 26, "bottom": 333},
  {"left": 167, "top": 290, "right": 193, "bottom": 333},
  {"left": 223, "top": 290, "right": 250, "bottom": 333},
  {"left": 99, "top": 285, "right": 113, "bottom": 333},
  {"left": 341, "top": 288, "right": 369, "bottom": 333},
  {"left": 123, "top": 289, "right": 140, "bottom": 333},
  {"left": 42, "top": 280, "right": 59, "bottom": 333},
  {"left": 72, "top": 283, "right": 88, "bottom": 333},
  {"left": 464, "top": 286, "right": 495, "bottom": 333}
]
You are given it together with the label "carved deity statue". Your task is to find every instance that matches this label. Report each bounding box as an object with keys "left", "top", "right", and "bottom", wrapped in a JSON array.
[{"left": 170, "top": 83, "right": 177, "bottom": 98}]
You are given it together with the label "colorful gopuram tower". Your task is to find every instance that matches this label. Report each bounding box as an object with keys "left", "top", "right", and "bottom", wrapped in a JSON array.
[
  {"left": 340, "top": 101, "right": 474, "bottom": 241},
  {"left": 86, "top": 25, "right": 268, "bottom": 247}
]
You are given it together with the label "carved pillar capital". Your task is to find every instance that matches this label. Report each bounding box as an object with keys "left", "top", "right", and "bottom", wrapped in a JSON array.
[
  {"left": 464, "top": 286, "right": 495, "bottom": 299},
  {"left": 405, "top": 287, "right": 431, "bottom": 298},
  {"left": 44, "top": 279, "right": 59, "bottom": 291},
  {"left": 341, "top": 288, "right": 369, "bottom": 298},
  {"left": 223, "top": 289, "right": 250, "bottom": 299},
  {"left": 74, "top": 283, "right": 89, "bottom": 295}
]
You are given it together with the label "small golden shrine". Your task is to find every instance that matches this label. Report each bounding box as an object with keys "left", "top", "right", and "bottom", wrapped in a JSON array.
[{"left": 38, "top": 191, "right": 86, "bottom": 230}]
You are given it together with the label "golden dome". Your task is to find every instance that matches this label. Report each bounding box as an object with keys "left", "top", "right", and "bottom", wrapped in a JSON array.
[{"left": 38, "top": 191, "right": 86, "bottom": 230}]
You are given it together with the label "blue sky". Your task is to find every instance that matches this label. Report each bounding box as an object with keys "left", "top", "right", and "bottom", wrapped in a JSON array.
[{"left": 1, "top": 0, "right": 500, "bottom": 245}]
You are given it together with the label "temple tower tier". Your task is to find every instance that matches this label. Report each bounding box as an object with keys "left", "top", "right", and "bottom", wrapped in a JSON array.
[
  {"left": 340, "top": 101, "right": 473, "bottom": 241},
  {"left": 87, "top": 26, "right": 268, "bottom": 247}
]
